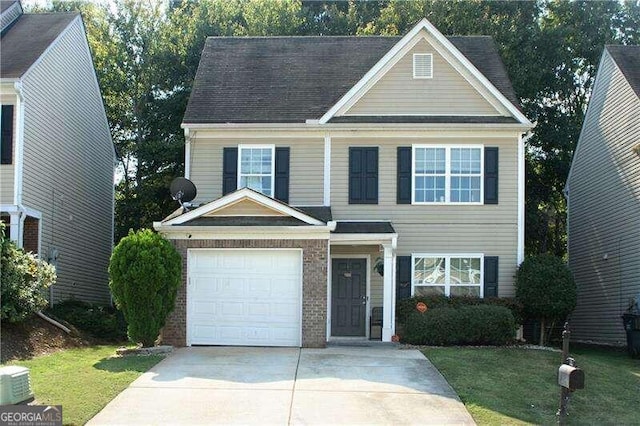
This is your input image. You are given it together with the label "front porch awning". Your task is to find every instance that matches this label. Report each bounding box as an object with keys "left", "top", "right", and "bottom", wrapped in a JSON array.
[{"left": 330, "top": 221, "right": 397, "bottom": 247}]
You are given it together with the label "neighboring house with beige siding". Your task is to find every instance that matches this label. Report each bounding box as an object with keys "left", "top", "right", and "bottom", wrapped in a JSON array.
[
  {"left": 154, "top": 19, "right": 533, "bottom": 348},
  {"left": 0, "top": 0, "right": 114, "bottom": 304},
  {"left": 566, "top": 45, "right": 640, "bottom": 346}
]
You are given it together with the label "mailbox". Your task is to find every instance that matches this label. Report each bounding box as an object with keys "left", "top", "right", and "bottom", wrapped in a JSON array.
[{"left": 558, "top": 364, "right": 585, "bottom": 390}]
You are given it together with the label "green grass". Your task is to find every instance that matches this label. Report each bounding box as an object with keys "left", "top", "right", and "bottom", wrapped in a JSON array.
[
  {"left": 5, "top": 345, "right": 163, "bottom": 425},
  {"left": 424, "top": 346, "right": 640, "bottom": 425}
]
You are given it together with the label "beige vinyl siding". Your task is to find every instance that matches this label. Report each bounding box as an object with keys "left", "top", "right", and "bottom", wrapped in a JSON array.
[
  {"left": 345, "top": 38, "right": 500, "bottom": 116},
  {"left": 205, "top": 199, "right": 286, "bottom": 217},
  {"left": 331, "top": 134, "right": 519, "bottom": 296},
  {"left": 0, "top": 164, "right": 14, "bottom": 204},
  {"left": 567, "top": 51, "right": 640, "bottom": 346},
  {"left": 0, "top": 97, "right": 16, "bottom": 205},
  {"left": 190, "top": 137, "right": 324, "bottom": 206},
  {"left": 20, "top": 18, "right": 114, "bottom": 304}
]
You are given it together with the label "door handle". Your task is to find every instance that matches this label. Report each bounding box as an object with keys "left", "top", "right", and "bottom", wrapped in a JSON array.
[{"left": 361, "top": 295, "right": 367, "bottom": 305}]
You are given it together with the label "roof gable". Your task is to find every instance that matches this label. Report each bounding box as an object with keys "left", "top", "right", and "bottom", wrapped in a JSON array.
[
  {"left": 183, "top": 21, "right": 525, "bottom": 124},
  {"left": 0, "top": 12, "right": 78, "bottom": 79},
  {"left": 321, "top": 18, "right": 529, "bottom": 124},
  {"left": 163, "top": 188, "right": 325, "bottom": 226},
  {"left": 606, "top": 45, "right": 640, "bottom": 99},
  {"left": 342, "top": 36, "right": 503, "bottom": 117}
]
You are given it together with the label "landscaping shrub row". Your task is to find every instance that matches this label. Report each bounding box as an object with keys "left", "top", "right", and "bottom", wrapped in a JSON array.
[
  {"left": 46, "top": 300, "right": 127, "bottom": 342},
  {"left": 402, "top": 305, "right": 517, "bottom": 346},
  {"left": 396, "top": 295, "right": 524, "bottom": 326}
]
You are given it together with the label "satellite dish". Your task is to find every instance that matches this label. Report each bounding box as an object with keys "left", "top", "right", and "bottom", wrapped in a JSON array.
[{"left": 170, "top": 177, "right": 197, "bottom": 207}]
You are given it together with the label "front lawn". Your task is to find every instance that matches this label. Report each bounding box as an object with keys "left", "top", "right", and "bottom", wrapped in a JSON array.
[
  {"left": 425, "top": 346, "right": 640, "bottom": 425},
  {"left": 5, "top": 345, "right": 163, "bottom": 425}
]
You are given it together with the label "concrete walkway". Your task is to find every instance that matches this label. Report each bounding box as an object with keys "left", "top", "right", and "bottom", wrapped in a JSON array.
[{"left": 88, "top": 346, "right": 475, "bottom": 425}]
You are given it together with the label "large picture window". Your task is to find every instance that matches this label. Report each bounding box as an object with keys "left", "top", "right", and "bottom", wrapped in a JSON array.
[
  {"left": 412, "top": 146, "right": 483, "bottom": 204},
  {"left": 238, "top": 145, "right": 274, "bottom": 197},
  {"left": 412, "top": 254, "right": 483, "bottom": 297}
]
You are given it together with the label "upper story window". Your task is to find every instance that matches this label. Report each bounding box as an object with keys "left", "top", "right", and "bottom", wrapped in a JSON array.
[
  {"left": 412, "top": 145, "right": 483, "bottom": 204},
  {"left": 237, "top": 145, "right": 274, "bottom": 197},
  {"left": 413, "top": 53, "right": 433, "bottom": 79},
  {"left": 412, "top": 254, "right": 483, "bottom": 297}
]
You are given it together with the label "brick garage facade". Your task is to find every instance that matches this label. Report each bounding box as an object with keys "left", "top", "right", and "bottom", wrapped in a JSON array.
[{"left": 162, "top": 238, "right": 328, "bottom": 348}]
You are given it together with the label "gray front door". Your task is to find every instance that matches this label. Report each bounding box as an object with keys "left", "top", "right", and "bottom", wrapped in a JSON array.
[{"left": 331, "top": 258, "right": 366, "bottom": 336}]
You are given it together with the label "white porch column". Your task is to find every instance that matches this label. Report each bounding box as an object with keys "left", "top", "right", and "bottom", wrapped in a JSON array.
[
  {"left": 8, "top": 212, "right": 20, "bottom": 245},
  {"left": 382, "top": 243, "right": 396, "bottom": 342}
]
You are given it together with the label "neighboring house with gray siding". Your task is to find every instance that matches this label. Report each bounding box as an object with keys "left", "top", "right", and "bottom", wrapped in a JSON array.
[
  {"left": 0, "top": 0, "right": 114, "bottom": 304},
  {"left": 154, "top": 18, "right": 533, "bottom": 348},
  {"left": 566, "top": 45, "right": 640, "bottom": 346}
]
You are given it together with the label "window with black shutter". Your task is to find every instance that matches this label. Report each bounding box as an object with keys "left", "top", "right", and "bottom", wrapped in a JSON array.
[
  {"left": 348, "top": 147, "right": 378, "bottom": 204},
  {"left": 1, "top": 105, "right": 14, "bottom": 165}
]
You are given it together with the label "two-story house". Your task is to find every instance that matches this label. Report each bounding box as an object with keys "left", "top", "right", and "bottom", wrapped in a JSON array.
[
  {"left": 566, "top": 45, "right": 640, "bottom": 346},
  {"left": 0, "top": 1, "right": 114, "bottom": 304},
  {"left": 154, "top": 18, "right": 533, "bottom": 348}
]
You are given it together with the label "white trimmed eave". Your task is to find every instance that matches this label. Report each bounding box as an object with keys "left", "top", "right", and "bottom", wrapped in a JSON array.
[
  {"left": 182, "top": 122, "right": 532, "bottom": 132},
  {"left": 153, "top": 223, "right": 332, "bottom": 240},
  {"left": 330, "top": 233, "right": 398, "bottom": 249},
  {"left": 163, "top": 188, "right": 325, "bottom": 226},
  {"left": 316, "top": 18, "right": 532, "bottom": 126}
]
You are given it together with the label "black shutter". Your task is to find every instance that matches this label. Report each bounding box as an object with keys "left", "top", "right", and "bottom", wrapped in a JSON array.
[
  {"left": 484, "top": 256, "right": 499, "bottom": 297},
  {"left": 1, "top": 105, "right": 14, "bottom": 165},
  {"left": 397, "top": 147, "right": 412, "bottom": 204},
  {"left": 222, "top": 147, "right": 238, "bottom": 195},
  {"left": 484, "top": 147, "right": 499, "bottom": 204},
  {"left": 396, "top": 256, "right": 412, "bottom": 300},
  {"left": 274, "top": 147, "right": 290, "bottom": 203},
  {"left": 348, "top": 147, "right": 378, "bottom": 204}
]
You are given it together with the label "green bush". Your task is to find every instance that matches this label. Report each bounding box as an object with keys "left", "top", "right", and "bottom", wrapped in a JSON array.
[
  {"left": 109, "top": 229, "right": 182, "bottom": 347},
  {"left": 47, "top": 300, "right": 127, "bottom": 341},
  {"left": 1, "top": 224, "right": 56, "bottom": 322},
  {"left": 515, "top": 254, "right": 576, "bottom": 345},
  {"left": 397, "top": 295, "right": 523, "bottom": 326},
  {"left": 402, "top": 305, "right": 516, "bottom": 346}
]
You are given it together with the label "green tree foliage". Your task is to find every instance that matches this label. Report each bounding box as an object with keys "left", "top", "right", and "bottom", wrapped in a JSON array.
[
  {"left": 515, "top": 254, "right": 577, "bottom": 345},
  {"left": 108, "top": 229, "right": 182, "bottom": 347},
  {"left": 31, "top": 1, "right": 640, "bottom": 252},
  {"left": 0, "top": 225, "right": 56, "bottom": 323}
]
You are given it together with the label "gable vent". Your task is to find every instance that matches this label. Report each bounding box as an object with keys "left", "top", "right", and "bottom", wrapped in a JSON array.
[{"left": 413, "top": 53, "right": 433, "bottom": 79}]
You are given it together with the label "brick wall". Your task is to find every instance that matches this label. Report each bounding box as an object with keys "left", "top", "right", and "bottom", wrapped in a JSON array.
[
  {"left": 23, "top": 216, "right": 39, "bottom": 255},
  {"left": 162, "top": 239, "right": 328, "bottom": 348}
]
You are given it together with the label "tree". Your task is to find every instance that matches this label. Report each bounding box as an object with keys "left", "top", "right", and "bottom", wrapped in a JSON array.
[
  {"left": 0, "top": 224, "right": 56, "bottom": 323},
  {"left": 108, "top": 229, "right": 182, "bottom": 347},
  {"left": 515, "top": 254, "right": 577, "bottom": 345}
]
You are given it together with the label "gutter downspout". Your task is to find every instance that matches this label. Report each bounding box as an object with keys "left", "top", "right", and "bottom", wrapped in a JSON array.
[{"left": 12, "top": 81, "right": 27, "bottom": 247}]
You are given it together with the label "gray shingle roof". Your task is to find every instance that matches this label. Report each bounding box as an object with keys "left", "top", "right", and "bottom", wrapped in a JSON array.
[
  {"left": 1, "top": 0, "right": 18, "bottom": 14},
  {"left": 332, "top": 221, "right": 396, "bottom": 234},
  {"left": 606, "top": 45, "right": 640, "bottom": 99},
  {"left": 184, "top": 35, "right": 521, "bottom": 124},
  {"left": 0, "top": 13, "right": 77, "bottom": 78}
]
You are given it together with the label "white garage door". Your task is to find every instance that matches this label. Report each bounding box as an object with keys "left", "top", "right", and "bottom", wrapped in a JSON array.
[{"left": 187, "top": 249, "right": 302, "bottom": 347}]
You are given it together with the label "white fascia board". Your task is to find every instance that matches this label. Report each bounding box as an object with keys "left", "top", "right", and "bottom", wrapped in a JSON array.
[
  {"left": 318, "top": 18, "right": 532, "bottom": 126},
  {"left": 330, "top": 233, "right": 399, "bottom": 245},
  {"left": 154, "top": 223, "right": 331, "bottom": 240},
  {"left": 164, "top": 188, "right": 325, "bottom": 226}
]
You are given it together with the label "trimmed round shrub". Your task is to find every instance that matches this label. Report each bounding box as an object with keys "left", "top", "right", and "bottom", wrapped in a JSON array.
[
  {"left": 109, "top": 229, "right": 182, "bottom": 347},
  {"left": 402, "top": 305, "right": 516, "bottom": 346},
  {"left": 515, "top": 254, "right": 576, "bottom": 345},
  {"left": 1, "top": 226, "right": 56, "bottom": 322}
]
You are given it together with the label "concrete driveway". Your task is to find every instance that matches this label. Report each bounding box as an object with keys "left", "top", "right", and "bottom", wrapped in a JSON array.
[{"left": 88, "top": 346, "right": 475, "bottom": 425}]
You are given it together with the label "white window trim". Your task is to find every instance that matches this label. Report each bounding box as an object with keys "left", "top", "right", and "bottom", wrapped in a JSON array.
[
  {"left": 413, "top": 53, "right": 433, "bottom": 79},
  {"left": 237, "top": 144, "right": 276, "bottom": 197},
  {"left": 411, "top": 253, "right": 484, "bottom": 298},
  {"left": 411, "top": 144, "right": 484, "bottom": 205}
]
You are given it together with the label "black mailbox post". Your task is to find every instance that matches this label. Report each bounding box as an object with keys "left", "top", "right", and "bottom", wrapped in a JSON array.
[{"left": 622, "top": 294, "right": 640, "bottom": 359}]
